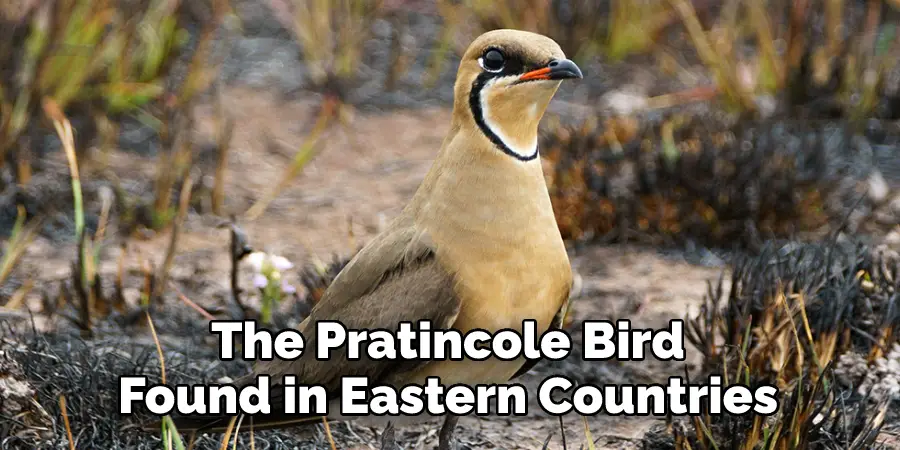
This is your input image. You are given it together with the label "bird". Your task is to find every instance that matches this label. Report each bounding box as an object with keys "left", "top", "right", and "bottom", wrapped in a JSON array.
[{"left": 157, "top": 29, "right": 582, "bottom": 449}]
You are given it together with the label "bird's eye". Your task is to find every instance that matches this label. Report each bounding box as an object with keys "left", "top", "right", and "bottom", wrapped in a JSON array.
[{"left": 480, "top": 49, "right": 505, "bottom": 73}]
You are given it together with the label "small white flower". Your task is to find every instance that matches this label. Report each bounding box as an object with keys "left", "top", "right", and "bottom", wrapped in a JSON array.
[
  {"left": 245, "top": 251, "right": 297, "bottom": 323},
  {"left": 246, "top": 251, "right": 294, "bottom": 275},
  {"left": 246, "top": 251, "right": 267, "bottom": 273},
  {"left": 271, "top": 255, "right": 294, "bottom": 271}
]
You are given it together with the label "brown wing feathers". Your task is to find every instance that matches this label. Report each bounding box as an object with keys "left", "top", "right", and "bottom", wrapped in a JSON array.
[{"left": 160, "top": 225, "right": 461, "bottom": 432}]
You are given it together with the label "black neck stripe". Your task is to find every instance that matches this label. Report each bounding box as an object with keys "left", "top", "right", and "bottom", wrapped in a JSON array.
[{"left": 468, "top": 73, "right": 538, "bottom": 162}]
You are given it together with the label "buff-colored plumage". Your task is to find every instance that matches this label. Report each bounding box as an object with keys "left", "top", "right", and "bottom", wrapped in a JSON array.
[
  {"left": 399, "top": 29, "right": 573, "bottom": 385},
  {"left": 164, "top": 29, "right": 580, "bottom": 448}
]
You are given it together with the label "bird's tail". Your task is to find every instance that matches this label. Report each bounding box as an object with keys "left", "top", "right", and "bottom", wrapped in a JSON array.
[{"left": 143, "top": 413, "right": 326, "bottom": 434}]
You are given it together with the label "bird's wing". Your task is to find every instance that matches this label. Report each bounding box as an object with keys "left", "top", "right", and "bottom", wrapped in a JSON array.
[
  {"left": 163, "top": 220, "right": 461, "bottom": 433},
  {"left": 509, "top": 295, "right": 569, "bottom": 380},
  {"left": 252, "top": 218, "right": 461, "bottom": 393}
]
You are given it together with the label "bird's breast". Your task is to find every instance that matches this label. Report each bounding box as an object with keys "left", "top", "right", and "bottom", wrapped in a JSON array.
[
  {"left": 417, "top": 157, "right": 572, "bottom": 334},
  {"left": 449, "top": 240, "right": 570, "bottom": 334},
  {"left": 403, "top": 241, "right": 570, "bottom": 385},
  {"left": 403, "top": 146, "right": 572, "bottom": 385}
]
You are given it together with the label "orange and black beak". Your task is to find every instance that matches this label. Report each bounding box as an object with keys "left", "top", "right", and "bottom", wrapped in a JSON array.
[{"left": 519, "top": 59, "right": 583, "bottom": 82}]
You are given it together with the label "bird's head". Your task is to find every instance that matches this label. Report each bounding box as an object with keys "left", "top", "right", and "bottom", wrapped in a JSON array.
[{"left": 452, "top": 29, "right": 582, "bottom": 162}]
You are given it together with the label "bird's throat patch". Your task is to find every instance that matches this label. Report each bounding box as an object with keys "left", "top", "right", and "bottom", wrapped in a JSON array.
[{"left": 469, "top": 75, "right": 539, "bottom": 161}]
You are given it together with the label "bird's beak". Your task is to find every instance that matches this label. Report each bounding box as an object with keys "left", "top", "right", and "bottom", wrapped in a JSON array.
[{"left": 519, "top": 59, "right": 583, "bottom": 82}]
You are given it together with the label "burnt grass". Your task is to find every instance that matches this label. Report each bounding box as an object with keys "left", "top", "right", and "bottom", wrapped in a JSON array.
[
  {"left": 543, "top": 114, "right": 900, "bottom": 250},
  {"left": 679, "top": 240, "right": 900, "bottom": 449},
  {"left": 2, "top": 241, "right": 899, "bottom": 449},
  {"left": 0, "top": 315, "right": 375, "bottom": 450},
  {"left": 2, "top": 1, "right": 900, "bottom": 449}
]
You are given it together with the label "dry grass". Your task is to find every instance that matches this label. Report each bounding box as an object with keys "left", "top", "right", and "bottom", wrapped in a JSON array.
[
  {"left": 607, "top": 0, "right": 675, "bottom": 61},
  {"left": 59, "top": 395, "right": 75, "bottom": 450},
  {"left": 1, "top": 1, "right": 190, "bottom": 163},
  {"left": 0, "top": 0, "right": 233, "bottom": 238},
  {"left": 266, "top": 0, "right": 383, "bottom": 95},
  {"left": 147, "top": 311, "right": 191, "bottom": 450},
  {"left": 447, "top": 0, "right": 610, "bottom": 62},
  {"left": 668, "top": 0, "right": 900, "bottom": 118},
  {"left": 240, "top": 0, "right": 386, "bottom": 220},
  {"left": 0, "top": 205, "right": 40, "bottom": 286},
  {"left": 44, "top": 99, "right": 96, "bottom": 335},
  {"left": 667, "top": 241, "right": 899, "bottom": 449},
  {"left": 322, "top": 418, "right": 338, "bottom": 450},
  {"left": 244, "top": 96, "right": 337, "bottom": 220}
]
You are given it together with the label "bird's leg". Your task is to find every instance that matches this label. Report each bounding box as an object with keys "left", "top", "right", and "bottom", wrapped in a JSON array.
[
  {"left": 380, "top": 421, "right": 397, "bottom": 450},
  {"left": 438, "top": 415, "right": 459, "bottom": 450}
]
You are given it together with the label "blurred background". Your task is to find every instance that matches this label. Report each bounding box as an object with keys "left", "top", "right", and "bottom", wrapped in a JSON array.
[{"left": 1, "top": 1, "right": 899, "bottom": 449}]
